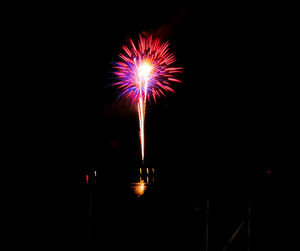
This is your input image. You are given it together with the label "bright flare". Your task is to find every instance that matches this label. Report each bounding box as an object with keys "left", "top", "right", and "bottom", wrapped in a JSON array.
[
  {"left": 113, "top": 34, "right": 182, "bottom": 162},
  {"left": 138, "top": 62, "right": 152, "bottom": 82}
]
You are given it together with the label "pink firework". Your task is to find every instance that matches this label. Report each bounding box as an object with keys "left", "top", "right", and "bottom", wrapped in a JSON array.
[{"left": 113, "top": 34, "right": 182, "bottom": 162}]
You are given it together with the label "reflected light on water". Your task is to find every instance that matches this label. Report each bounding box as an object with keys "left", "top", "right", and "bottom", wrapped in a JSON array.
[{"left": 131, "top": 180, "right": 147, "bottom": 197}]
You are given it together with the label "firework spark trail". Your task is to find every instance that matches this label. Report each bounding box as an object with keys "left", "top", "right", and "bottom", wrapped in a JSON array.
[
  {"left": 113, "top": 34, "right": 182, "bottom": 163},
  {"left": 137, "top": 62, "right": 151, "bottom": 162},
  {"left": 138, "top": 93, "right": 145, "bottom": 162}
]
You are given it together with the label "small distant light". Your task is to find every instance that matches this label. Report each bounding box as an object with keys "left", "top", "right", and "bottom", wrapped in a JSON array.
[
  {"left": 86, "top": 174, "right": 89, "bottom": 184},
  {"left": 94, "top": 170, "right": 97, "bottom": 176},
  {"left": 266, "top": 169, "right": 272, "bottom": 175}
]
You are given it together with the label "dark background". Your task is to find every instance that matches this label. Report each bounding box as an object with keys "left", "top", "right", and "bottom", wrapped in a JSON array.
[
  {"left": 37, "top": 5, "right": 281, "bottom": 182},
  {"left": 20, "top": 4, "right": 280, "bottom": 249}
]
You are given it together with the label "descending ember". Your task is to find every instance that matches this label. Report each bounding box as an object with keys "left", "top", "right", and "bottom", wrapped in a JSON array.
[{"left": 113, "top": 34, "right": 182, "bottom": 162}]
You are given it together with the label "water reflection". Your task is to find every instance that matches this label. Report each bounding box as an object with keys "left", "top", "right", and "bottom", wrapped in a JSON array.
[
  {"left": 131, "top": 167, "right": 155, "bottom": 197},
  {"left": 131, "top": 180, "right": 147, "bottom": 197}
]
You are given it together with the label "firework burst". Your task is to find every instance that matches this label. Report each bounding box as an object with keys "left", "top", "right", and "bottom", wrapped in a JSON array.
[{"left": 113, "top": 34, "right": 182, "bottom": 162}]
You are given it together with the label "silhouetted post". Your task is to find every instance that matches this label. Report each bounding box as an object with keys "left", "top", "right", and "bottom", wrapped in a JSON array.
[
  {"left": 87, "top": 187, "right": 93, "bottom": 241},
  {"left": 206, "top": 199, "right": 209, "bottom": 251},
  {"left": 89, "top": 190, "right": 93, "bottom": 220},
  {"left": 248, "top": 202, "right": 251, "bottom": 251}
]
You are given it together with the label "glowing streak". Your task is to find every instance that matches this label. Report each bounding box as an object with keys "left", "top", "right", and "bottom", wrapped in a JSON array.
[
  {"left": 137, "top": 62, "right": 152, "bottom": 162},
  {"left": 138, "top": 95, "right": 145, "bottom": 162}
]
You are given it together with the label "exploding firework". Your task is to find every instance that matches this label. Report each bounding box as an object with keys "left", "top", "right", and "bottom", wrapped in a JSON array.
[{"left": 113, "top": 34, "right": 182, "bottom": 163}]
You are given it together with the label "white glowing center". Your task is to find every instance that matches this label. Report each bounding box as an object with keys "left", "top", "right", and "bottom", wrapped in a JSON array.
[{"left": 138, "top": 62, "right": 152, "bottom": 82}]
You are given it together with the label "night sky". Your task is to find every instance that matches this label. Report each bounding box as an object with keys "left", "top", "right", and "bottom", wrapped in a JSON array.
[
  {"left": 38, "top": 5, "right": 279, "bottom": 185},
  {"left": 23, "top": 4, "right": 278, "bottom": 249}
]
